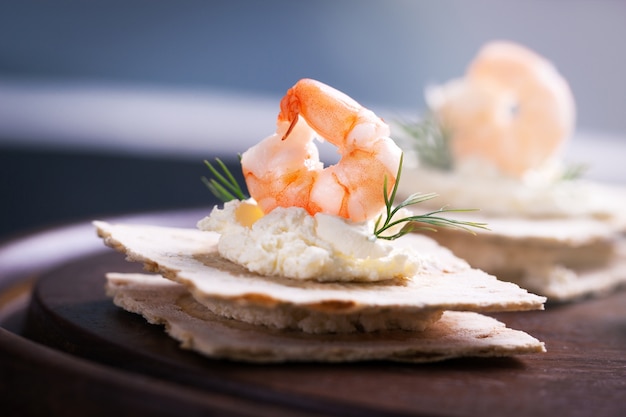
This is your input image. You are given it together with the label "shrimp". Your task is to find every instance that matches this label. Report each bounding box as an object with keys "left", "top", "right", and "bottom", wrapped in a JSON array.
[
  {"left": 428, "top": 41, "right": 575, "bottom": 177},
  {"left": 241, "top": 78, "right": 402, "bottom": 223}
]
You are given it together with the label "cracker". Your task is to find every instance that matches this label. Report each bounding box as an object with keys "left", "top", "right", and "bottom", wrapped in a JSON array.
[
  {"left": 94, "top": 221, "right": 546, "bottom": 326},
  {"left": 106, "top": 273, "right": 546, "bottom": 363},
  {"left": 415, "top": 213, "right": 626, "bottom": 301}
]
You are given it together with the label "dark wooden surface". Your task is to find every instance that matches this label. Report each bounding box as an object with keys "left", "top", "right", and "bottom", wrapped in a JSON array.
[{"left": 1, "top": 211, "right": 625, "bottom": 417}]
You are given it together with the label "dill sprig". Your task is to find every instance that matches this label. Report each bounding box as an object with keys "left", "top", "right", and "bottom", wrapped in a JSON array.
[
  {"left": 560, "top": 162, "right": 588, "bottom": 181},
  {"left": 374, "top": 154, "right": 489, "bottom": 240},
  {"left": 201, "top": 157, "right": 248, "bottom": 202},
  {"left": 398, "top": 114, "right": 453, "bottom": 171}
]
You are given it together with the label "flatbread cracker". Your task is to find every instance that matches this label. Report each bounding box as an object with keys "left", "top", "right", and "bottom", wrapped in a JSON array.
[
  {"left": 94, "top": 222, "right": 545, "bottom": 329},
  {"left": 416, "top": 214, "right": 626, "bottom": 301},
  {"left": 106, "top": 273, "right": 546, "bottom": 363}
]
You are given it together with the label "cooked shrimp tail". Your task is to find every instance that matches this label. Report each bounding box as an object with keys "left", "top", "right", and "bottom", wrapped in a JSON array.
[{"left": 242, "top": 78, "right": 402, "bottom": 222}]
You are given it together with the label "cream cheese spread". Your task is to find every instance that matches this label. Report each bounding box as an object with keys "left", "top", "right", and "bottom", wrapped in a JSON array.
[
  {"left": 398, "top": 151, "right": 624, "bottom": 222},
  {"left": 197, "top": 199, "right": 422, "bottom": 282}
]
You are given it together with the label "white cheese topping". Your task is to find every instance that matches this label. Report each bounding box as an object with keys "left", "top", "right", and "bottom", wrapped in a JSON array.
[
  {"left": 398, "top": 152, "right": 626, "bottom": 223},
  {"left": 197, "top": 199, "right": 422, "bottom": 282}
]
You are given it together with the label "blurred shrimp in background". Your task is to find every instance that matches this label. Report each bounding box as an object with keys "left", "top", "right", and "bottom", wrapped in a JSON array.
[{"left": 1, "top": 0, "right": 625, "bottom": 237}]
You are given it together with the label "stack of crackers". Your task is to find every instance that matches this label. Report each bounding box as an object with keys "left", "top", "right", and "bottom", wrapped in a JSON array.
[
  {"left": 95, "top": 221, "right": 546, "bottom": 363},
  {"left": 411, "top": 210, "right": 626, "bottom": 302}
]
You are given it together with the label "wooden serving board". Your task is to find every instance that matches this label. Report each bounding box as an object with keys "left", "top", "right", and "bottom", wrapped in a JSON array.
[{"left": 1, "top": 211, "right": 625, "bottom": 417}]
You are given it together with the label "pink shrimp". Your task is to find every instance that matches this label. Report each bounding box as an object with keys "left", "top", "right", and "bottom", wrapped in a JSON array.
[
  {"left": 241, "top": 78, "right": 402, "bottom": 222},
  {"left": 429, "top": 41, "right": 575, "bottom": 177}
]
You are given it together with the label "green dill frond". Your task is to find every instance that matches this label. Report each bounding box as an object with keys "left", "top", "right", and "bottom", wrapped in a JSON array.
[
  {"left": 398, "top": 114, "right": 453, "bottom": 171},
  {"left": 559, "top": 162, "right": 588, "bottom": 181},
  {"left": 373, "top": 153, "right": 489, "bottom": 240},
  {"left": 202, "top": 157, "right": 248, "bottom": 202}
]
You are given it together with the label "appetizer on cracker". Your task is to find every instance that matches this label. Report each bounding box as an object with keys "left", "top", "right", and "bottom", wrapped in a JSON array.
[
  {"left": 95, "top": 78, "right": 545, "bottom": 363},
  {"left": 398, "top": 41, "right": 626, "bottom": 301}
]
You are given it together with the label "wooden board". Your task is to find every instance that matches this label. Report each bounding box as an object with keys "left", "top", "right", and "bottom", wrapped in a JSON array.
[{"left": 1, "top": 211, "right": 625, "bottom": 417}]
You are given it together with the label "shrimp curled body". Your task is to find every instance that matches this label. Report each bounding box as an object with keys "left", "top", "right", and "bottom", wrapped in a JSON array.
[
  {"left": 241, "top": 79, "right": 402, "bottom": 222},
  {"left": 429, "top": 41, "right": 575, "bottom": 177}
]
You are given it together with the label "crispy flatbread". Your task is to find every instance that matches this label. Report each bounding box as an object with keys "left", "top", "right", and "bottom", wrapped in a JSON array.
[
  {"left": 415, "top": 213, "right": 626, "bottom": 301},
  {"left": 94, "top": 221, "right": 545, "bottom": 333},
  {"left": 106, "top": 273, "right": 546, "bottom": 363}
]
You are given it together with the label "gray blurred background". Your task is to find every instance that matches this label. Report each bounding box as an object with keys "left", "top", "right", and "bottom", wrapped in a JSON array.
[{"left": 1, "top": 0, "right": 625, "bottom": 237}]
